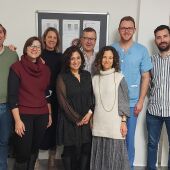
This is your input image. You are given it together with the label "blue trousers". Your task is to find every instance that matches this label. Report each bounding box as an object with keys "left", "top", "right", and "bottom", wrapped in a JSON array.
[
  {"left": 126, "top": 107, "right": 137, "bottom": 170},
  {"left": 146, "top": 112, "right": 170, "bottom": 170},
  {"left": 0, "top": 103, "right": 12, "bottom": 170}
]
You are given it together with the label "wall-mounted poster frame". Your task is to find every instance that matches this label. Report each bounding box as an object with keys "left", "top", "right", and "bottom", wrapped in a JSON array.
[{"left": 36, "top": 11, "right": 109, "bottom": 52}]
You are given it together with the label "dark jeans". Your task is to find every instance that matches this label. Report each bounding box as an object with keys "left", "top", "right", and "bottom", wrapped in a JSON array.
[
  {"left": 0, "top": 103, "right": 12, "bottom": 170},
  {"left": 14, "top": 114, "right": 48, "bottom": 163},
  {"left": 146, "top": 112, "right": 170, "bottom": 170}
]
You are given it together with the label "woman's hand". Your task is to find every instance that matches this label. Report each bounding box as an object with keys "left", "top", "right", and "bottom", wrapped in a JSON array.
[
  {"left": 120, "top": 122, "right": 127, "bottom": 138},
  {"left": 82, "top": 112, "right": 92, "bottom": 124},
  {"left": 76, "top": 120, "right": 84, "bottom": 126},
  {"left": 15, "top": 119, "right": 25, "bottom": 137},
  {"left": 76, "top": 112, "right": 92, "bottom": 126},
  {"left": 47, "top": 114, "right": 52, "bottom": 128}
]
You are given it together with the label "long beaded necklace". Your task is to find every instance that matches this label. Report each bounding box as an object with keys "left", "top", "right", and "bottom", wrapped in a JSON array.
[{"left": 98, "top": 72, "right": 116, "bottom": 112}]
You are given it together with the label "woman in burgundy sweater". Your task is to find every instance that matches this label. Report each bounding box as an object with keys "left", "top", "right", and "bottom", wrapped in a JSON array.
[{"left": 8, "top": 37, "right": 52, "bottom": 170}]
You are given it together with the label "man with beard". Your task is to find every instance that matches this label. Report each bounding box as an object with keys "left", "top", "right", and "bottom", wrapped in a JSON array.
[
  {"left": 146, "top": 25, "right": 170, "bottom": 170},
  {"left": 112, "top": 16, "right": 152, "bottom": 170}
]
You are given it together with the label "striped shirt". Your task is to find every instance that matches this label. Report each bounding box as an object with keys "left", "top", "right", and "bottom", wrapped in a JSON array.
[{"left": 148, "top": 53, "right": 170, "bottom": 117}]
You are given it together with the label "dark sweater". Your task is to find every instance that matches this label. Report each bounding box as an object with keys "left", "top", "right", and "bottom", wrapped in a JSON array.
[
  {"left": 8, "top": 55, "right": 51, "bottom": 114},
  {"left": 56, "top": 70, "right": 94, "bottom": 146},
  {"left": 42, "top": 49, "right": 62, "bottom": 94}
]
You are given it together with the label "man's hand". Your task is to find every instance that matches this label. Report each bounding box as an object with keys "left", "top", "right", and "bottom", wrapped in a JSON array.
[
  {"left": 134, "top": 99, "right": 144, "bottom": 116},
  {"left": 8, "top": 44, "right": 17, "bottom": 51}
]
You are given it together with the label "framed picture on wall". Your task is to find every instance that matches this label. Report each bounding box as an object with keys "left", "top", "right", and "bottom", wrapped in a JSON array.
[{"left": 36, "top": 11, "right": 109, "bottom": 52}]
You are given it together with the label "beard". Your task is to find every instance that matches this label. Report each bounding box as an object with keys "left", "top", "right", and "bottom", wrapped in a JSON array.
[{"left": 157, "top": 42, "right": 170, "bottom": 52}]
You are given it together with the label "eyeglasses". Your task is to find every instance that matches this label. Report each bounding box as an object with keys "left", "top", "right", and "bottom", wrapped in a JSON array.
[
  {"left": 119, "top": 27, "right": 135, "bottom": 32},
  {"left": 83, "top": 37, "right": 96, "bottom": 41},
  {"left": 28, "top": 45, "right": 41, "bottom": 51}
]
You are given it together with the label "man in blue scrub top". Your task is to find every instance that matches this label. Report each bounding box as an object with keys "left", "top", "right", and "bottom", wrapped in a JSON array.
[{"left": 112, "top": 16, "right": 152, "bottom": 169}]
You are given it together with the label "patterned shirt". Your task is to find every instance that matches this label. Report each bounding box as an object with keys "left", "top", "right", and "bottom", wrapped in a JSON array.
[
  {"left": 80, "top": 47, "right": 96, "bottom": 75},
  {"left": 148, "top": 53, "right": 170, "bottom": 117}
]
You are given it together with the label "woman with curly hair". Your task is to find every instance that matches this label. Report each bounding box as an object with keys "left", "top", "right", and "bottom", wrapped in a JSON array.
[{"left": 90, "top": 46, "right": 130, "bottom": 170}]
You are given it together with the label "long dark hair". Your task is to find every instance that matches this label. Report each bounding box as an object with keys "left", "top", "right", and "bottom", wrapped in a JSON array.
[
  {"left": 61, "top": 46, "right": 85, "bottom": 73},
  {"left": 94, "top": 46, "right": 120, "bottom": 74}
]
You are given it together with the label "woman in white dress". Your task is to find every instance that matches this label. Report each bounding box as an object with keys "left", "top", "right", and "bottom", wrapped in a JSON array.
[{"left": 90, "top": 46, "right": 130, "bottom": 170}]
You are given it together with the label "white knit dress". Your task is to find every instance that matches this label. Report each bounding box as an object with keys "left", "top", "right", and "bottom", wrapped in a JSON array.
[{"left": 90, "top": 68, "right": 130, "bottom": 170}]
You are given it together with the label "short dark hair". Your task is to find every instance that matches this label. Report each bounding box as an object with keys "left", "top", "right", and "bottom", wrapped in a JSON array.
[
  {"left": 94, "top": 46, "right": 120, "bottom": 74},
  {"left": 61, "top": 46, "right": 85, "bottom": 72},
  {"left": 23, "top": 36, "right": 43, "bottom": 55},
  {"left": 119, "top": 16, "right": 135, "bottom": 28},
  {"left": 81, "top": 27, "right": 96, "bottom": 38},
  {"left": 42, "top": 27, "right": 60, "bottom": 52},
  {"left": 0, "top": 24, "right": 6, "bottom": 35},
  {"left": 154, "top": 25, "right": 170, "bottom": 35}
]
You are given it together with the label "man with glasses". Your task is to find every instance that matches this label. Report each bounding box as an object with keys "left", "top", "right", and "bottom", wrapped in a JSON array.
[
  {"left": 0, "top": 24, "right": 18, "bottom": 170},
  {"left": 80, "top": 27, "right": 97, "bottom": 75},
  {"left": 112, "top": 16, "right": 152, "bottom": 169}
]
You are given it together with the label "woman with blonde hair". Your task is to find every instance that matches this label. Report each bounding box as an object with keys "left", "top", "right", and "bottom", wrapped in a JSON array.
[{"left": 39, "top": 27, "right": 62, "bottom": 167}]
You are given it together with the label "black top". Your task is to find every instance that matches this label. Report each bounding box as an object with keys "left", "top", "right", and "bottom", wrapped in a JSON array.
[
  {"left": 40, "top": 49, "right": 62, "bottom": 149},
  {"left": 56, "top": 70, "right": 94, "bottom": 146},
  {"left": 42, "top": 49, "right": 62, "bottom": 101}
]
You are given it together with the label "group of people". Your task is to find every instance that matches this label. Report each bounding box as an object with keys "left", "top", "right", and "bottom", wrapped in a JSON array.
[{"left": 0, "top": 15, "right": 170, "bottom": 170}]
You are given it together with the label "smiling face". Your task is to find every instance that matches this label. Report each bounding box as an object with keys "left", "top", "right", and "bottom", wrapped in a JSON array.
[
  {"left": 155, "top": 28, "right": 170, "bottom": 52},
  {"left": 101, "top": 50, "right": 114, "bottom": 71},
  {"left": 81, "top": 31, "right": 96, "bottom": 53},
  {"left": 119, "top": 20, "right": 135, "bottom": 42},
  {"left": 69, "top": 51, "right": 82, "bottom": 72},
  {"left": 44, "top": 30, "right": 58, "bottom": 51},
  {"left": 26, "top": 40, "right": 41, "bottom": 62}
]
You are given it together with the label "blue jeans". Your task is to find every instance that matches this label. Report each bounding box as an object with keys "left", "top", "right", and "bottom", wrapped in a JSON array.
[
  {"left": 146, "top": 112, "right": 170, "bottom": 170},
  {"left": 126, "top": 107, "right": 137, "bottom": 170},
  {"left": 0, "top": 103, "right": 12, "bottom": 170}
]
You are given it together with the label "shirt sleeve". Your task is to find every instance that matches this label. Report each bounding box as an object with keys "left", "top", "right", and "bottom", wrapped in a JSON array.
[
  {"left": 140, "top": 47, "right": 153, "bottom": 73},
  {"left": 8, "top": 68, "right": 20, "bottom": 110},
  {"left": 118, "top": 77, "right": 130, "bottom": 117},
  {"left": 56, "top": 74, "right": 82, "bottom": 123}
]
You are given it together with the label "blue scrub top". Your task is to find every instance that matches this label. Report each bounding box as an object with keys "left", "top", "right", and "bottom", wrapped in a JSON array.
[{"left": 112, "top": 42, "right": 152, "bottom": 107}]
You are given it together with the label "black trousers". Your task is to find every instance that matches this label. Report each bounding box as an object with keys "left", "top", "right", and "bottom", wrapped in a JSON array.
[{"left": 14, "top": 114, "right": 48, "bottom": 163}]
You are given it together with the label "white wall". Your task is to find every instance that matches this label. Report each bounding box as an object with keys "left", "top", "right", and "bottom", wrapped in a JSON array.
[
  {"left": 1, "top": 0, "right": 138, "bottom": 56},
  {"left": 1, "top": 0, "right": 170, "bottom": 166}
]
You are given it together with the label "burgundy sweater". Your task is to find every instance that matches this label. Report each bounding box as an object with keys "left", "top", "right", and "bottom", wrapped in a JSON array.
[{"left": 8, "top": 55, "right": 51, "bottom": 114}]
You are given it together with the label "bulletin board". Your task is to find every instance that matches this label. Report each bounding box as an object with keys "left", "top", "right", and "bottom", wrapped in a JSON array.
[{"left": 36, "top": 11, "right": 109, "bottom": 52}]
